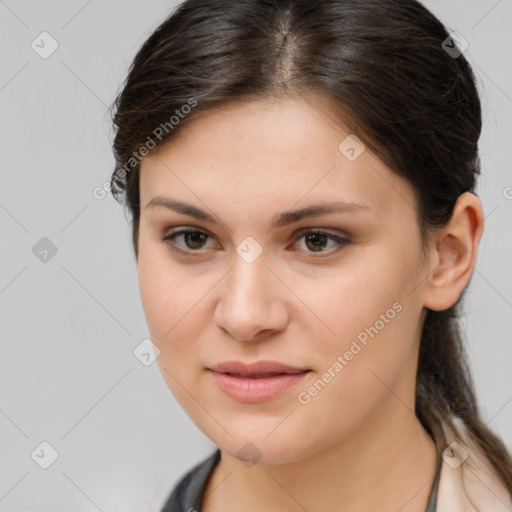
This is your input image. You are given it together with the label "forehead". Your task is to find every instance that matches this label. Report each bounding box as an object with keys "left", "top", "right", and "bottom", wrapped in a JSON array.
[{"left": 139, "top": 94, "right": 416, "bottom": 222}]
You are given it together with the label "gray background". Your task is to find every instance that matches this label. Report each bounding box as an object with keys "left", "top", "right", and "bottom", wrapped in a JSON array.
[{"left": 0, "top": 0, "right": 511, "bottom": 510}]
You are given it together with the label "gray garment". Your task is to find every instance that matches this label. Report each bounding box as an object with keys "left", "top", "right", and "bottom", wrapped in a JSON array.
[
  {"left": 161, "top": 422, "right": 444, "bottom": 512},
  {"left": 160, "top": 449, "right": 221, "bottom": 512}
]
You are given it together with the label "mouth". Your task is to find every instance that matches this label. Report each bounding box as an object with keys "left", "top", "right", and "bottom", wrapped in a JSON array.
[
  {"left": 207, "top": 361, "right": 312, "bottom": 403},
  {"left": 222, "top": 372, "right": 305, "bottom": 378},
  {"left": 208, "top": 359, "right": 311, "bottom": 377}
]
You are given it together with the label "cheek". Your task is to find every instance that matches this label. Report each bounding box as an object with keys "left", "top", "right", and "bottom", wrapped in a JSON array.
[
  {"left": 309, "top": 289, "right": 412, "bottom": 396},
  {"left": 305, "top": 247, "right": 422, "bottom": 398},
  {"left": 138, "top": 251, "right": 169, "bottom": 337},
  {"left": 303, "top": 264, "right": 404, "bottom": 352},
  {"left": 138, "top": 236, "right": 195, "bottom": 333},
  {"left": 138, "top": 253, "right": 209, "bottom": 411},
  {"left": 290, "top": 300, "right": 418, "bottom": 457},
  {"left": 138, "top": 247, "right": 190, "bottom": 360},
  {"left": 137, "top": 244, "right": 218, "bottom": 391}
]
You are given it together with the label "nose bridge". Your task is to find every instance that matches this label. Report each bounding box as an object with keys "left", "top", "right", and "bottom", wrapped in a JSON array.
[
  {"left": 223, "top": 233, "right": 268, "bottom": 294},
  {"left": 215, "top": 242, "right": 287, "bottom": 340},
  {"left": 228, "top": 244, "right": 271, "bottom": 306}
]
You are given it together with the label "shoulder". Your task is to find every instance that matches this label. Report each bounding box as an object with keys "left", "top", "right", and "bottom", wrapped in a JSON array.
[
  {"left": 160, "top": 449, "right": 221, "bottom": 512},
  {"left": 437, "top": 416, "right": 512, "bottom": 512}
]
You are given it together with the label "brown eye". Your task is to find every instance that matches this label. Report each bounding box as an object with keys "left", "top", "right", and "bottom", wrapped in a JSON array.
[
  {"left": 161, "top": 229, "right": 214, "bottom": 254},
  {"left": 160, "top": 227, "right": 350, "bottom": 258},
  {"left": 304, "top": 232, "right": 329, "bottom": 252},
  {"left": 291, "top": 228, "right": 351, "bottom": 256},
  {"left": 181, "top": 231, "right": 208, "bottom": 250}
]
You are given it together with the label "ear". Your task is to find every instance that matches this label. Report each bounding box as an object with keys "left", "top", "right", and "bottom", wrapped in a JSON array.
[{"left": 423, "top": 192, "right": 484, "bottom": 311}]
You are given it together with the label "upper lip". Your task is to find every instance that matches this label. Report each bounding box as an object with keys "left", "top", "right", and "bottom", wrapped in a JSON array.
[{"left": 208, "top": 360, "right": 311, "bottom": 376}]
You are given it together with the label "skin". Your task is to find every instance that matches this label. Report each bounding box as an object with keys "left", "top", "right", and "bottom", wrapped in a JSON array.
[{"left": 137, "top": 92, "right": 484, "bottom": 512}]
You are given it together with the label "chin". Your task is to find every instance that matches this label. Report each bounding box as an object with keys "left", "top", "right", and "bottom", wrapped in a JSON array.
[{"left": 213, "top": 428, "right": 312, "bottom": 466}]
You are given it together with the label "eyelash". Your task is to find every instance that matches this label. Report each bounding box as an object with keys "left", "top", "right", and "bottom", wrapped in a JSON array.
[{"left": 159, "top": 227, "right": 351, "bottom": 257}]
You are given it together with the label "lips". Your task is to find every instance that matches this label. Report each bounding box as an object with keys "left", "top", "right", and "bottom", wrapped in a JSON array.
[
  {"left": 208, "top": 360, "right": 311, "bottom": 377},
  {"left": 207, "top": 360, "right": 312, "bottom": 403}
]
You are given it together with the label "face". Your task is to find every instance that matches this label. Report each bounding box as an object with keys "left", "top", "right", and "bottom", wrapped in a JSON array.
[{"left": 137, "top": 93, "right": 430, "bottom": 465}]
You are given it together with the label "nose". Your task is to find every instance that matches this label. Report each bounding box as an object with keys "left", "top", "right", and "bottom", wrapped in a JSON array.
[{"left": 213, "top": 252, "right": 289, "bottom": 342}]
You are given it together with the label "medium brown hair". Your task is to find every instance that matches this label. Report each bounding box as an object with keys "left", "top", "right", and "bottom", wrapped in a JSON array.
[{"left": 109, "top": 0, "right": 512, "bottom": 496}]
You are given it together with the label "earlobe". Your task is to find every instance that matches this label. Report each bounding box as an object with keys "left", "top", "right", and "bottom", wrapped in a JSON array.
[{"left": 423, "top": 192, "right": 484, "bottom": 311}]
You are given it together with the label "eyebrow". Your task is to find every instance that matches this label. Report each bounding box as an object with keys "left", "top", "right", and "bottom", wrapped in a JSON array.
[{"left": 145, "top": 196, "right": 372, "bottom": 229}]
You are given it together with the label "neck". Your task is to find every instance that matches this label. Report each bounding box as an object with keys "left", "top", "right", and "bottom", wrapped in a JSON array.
[{"left": 202, "top": 398, "right": 438, "bottom": 512}]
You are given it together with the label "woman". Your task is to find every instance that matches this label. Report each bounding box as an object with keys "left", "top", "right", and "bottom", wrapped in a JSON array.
[{"left": 109, "top": 0, "right": 512, "bottom": 510}]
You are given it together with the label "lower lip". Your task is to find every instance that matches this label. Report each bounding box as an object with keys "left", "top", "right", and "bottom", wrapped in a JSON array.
[{"left": 208, "top": 370, "right": 310, "bottom": 403}]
